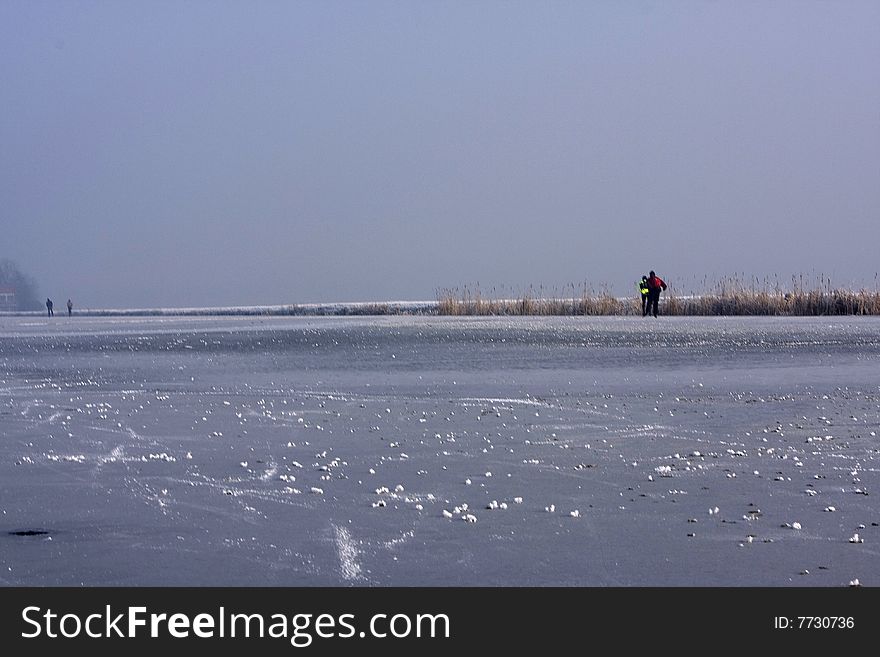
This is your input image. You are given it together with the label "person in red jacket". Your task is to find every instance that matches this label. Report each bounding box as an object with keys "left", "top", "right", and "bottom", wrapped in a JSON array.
[{"left": 644, "top": 270, "right": 667, "bottom": 317}]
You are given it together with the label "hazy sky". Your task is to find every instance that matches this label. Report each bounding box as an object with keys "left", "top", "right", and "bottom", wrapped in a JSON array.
[{"left": 2, "top": 1, "right": 878, "bottom": 307}]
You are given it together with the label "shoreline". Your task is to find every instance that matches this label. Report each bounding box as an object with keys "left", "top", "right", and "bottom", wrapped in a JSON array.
[{"left": 4, "top": 289, "right": 880, "bottom": 318}]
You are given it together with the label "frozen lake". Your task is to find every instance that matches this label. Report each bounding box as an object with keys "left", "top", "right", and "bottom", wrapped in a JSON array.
[{"left": 1, "top": 315, "right": 878, "bottom": 586}]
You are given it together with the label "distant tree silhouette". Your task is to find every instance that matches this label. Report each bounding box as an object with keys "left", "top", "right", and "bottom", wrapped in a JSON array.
[{"left": 0, "top": 258, "right": 41, "bottom": 310}]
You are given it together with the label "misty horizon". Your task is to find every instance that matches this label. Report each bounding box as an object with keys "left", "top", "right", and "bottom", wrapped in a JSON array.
[{"left": 3, "top": 1, "right": 878, "bottom": 308}]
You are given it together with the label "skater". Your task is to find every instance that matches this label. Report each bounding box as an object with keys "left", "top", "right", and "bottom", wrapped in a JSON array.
[
  {"left": 637, "top": 276, "right": 649, "bottom": 316},
  {"left": 46, "top": 298, "right": 54, "bottom": 317},
  {"left": 644, "top": 271, "right": 667, "bottom": 318},
  {"left": 67, "top": 299, "right": 73, "bottom": 317}
]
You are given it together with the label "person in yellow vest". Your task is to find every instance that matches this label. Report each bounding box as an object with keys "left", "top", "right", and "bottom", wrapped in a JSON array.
[{"left": 637, "top": 276, "right": 649, "bottom": 316}]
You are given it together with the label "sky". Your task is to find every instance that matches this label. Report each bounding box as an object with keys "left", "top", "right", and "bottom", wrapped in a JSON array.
[{"left": 2, "top": 0, "right": 878, "bottom": 308}]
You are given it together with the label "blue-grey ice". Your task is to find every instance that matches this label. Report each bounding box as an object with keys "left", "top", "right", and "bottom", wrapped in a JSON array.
[{"left": 1, "top": 315, "right": 878, "bottom": 585}]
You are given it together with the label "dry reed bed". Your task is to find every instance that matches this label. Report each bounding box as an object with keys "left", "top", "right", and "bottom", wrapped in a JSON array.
[{"left": 435, "top": 283, "right": 880, "bottom": 316}]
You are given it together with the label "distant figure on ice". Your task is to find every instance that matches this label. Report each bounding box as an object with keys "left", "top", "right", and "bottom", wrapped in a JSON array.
[
  {"left": 67, "top": 299, "right": 73, "bottom": 317},
  {"left": 644, "top": 271, "right": 667, "bottom": 318},
  {"left": 46, "top": 298, "right": 54, "bottom": 317},
  {"left": 637, "top": 275, "right": 649, "bottom": 315}
]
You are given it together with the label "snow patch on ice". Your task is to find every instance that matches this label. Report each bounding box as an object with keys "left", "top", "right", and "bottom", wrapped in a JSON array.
[{"left": 332, "top": 524, "right": 365, "bottom": 582}]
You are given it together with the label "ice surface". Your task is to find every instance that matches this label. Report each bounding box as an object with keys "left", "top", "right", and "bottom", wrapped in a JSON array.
[{"left": 0, "top": 315, "right": 878, "bottom": 585}]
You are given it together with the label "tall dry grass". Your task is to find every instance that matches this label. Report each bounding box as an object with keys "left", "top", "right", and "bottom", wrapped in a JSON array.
[
  {"left": 436, "top": 283, "right": 637, "bottom": 316},
  {"left": 436, "top": 275, "right": 880, "bottom": 316}
]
